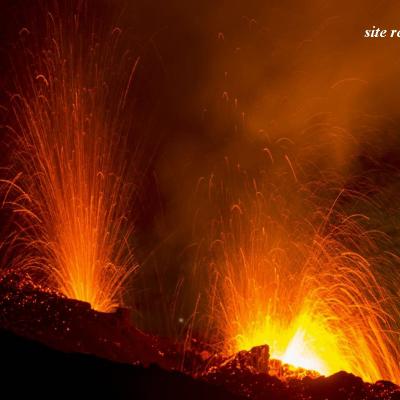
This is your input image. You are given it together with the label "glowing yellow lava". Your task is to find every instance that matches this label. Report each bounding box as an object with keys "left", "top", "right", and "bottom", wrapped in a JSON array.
[
  {"left": 200, "top": 165, "right": 400, "bottom": 384},
  {"left": 281, "top": 325, "right": 329, "bottom": 374},
  {"left": 235, "top": 312, "right": 350, "bottom": 376}
]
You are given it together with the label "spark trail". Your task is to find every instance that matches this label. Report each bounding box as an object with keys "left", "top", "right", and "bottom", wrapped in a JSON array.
[
  {"left": 1, "top": 3, "right": 139, "bottom": 312},
  {"left": 195, "top": 159, "right": 400, "bottom": 383}
]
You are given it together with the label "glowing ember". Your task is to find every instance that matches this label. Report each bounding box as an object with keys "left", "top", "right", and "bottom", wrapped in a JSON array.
[{"left": 1, "top": 5, "right": 139, "bottom": 312}]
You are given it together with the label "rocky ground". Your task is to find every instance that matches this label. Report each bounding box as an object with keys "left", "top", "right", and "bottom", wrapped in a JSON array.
[{"left": 0, "top": 271, "right": 399, "bottom": 399}]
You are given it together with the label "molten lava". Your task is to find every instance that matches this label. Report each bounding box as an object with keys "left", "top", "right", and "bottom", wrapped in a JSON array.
[
  {"left": 1, "top": 5, "right": 139, "bottom": 312},
  {"left": 195, "top": 162, "right": 400, "bottom": 384},
  {"left": 280, "top": 322, "right": 330, "bottom": 375},
  {"left": 237, "top": 312, "right": 346, "bottom": 377}
]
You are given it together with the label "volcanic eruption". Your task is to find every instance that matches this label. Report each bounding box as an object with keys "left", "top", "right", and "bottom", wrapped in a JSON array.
[
  {"left": 1, "top": 1, "right": 139, "bottom": 312},
  {"left": 0, "top": 1, "right": 400, "bottom": 399},
  {"left": 191, "top": 161, "right": 400, "bottom": 383}
]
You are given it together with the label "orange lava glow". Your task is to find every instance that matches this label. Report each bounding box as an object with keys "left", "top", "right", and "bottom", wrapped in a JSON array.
[
  {"left": 199, "top": 163, "right": 400, "bottom": 384},
  {"left": 236, "top": 312, "right": 348, "bottom": 377},
  {"left": 1, "top": 8, "right": 138, "bottom": 312}
]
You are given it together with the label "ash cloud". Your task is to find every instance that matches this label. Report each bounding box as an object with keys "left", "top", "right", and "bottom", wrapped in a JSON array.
[{"left": 121, "top": 0, "right": 400, "bottom": 332}]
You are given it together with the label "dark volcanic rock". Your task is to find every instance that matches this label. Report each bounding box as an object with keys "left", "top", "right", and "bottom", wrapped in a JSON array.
[
  {"left": 203, "top": 364, "right": 400, "bottom": 400},
  {"left": 0, "top": 328, "right": 241, "bottom": 399},
  {"left": 229, "top": 345, "right": 270, "bottom": 374},
  {"left": 201, "top": 348, "right": 400, "bottom": 399},
  {"left": 1, "top": 270, "right": 399, "bottom": 399},
  {"left": 303, "top": 371, "right": 364, "bottom": 399},
  {"left": 0, "top": 271, "right": 170, "bottom": 367}
]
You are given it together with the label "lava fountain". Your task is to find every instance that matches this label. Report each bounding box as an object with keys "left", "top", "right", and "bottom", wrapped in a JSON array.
[
  {"left": 1, "top": 3, "right": 139, "bottom": 312},
  {"left": 195, "top": 159, "right": 400, "bottom": 383}
]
